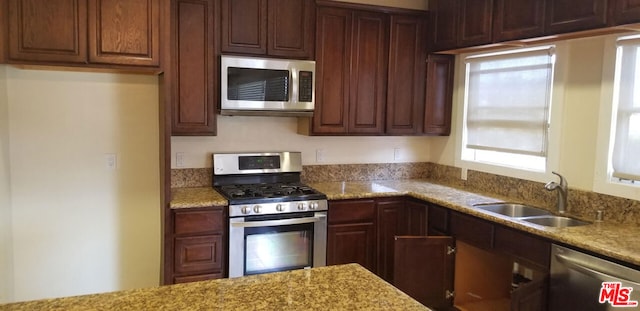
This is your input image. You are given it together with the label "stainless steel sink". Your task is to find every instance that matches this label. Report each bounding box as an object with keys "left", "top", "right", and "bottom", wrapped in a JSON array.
[
  {"left": 474, "top": 203, "right": 552, "bottom": 218},
  {"left": 521, "top": 216, "right": 591, "bottom": 228}
]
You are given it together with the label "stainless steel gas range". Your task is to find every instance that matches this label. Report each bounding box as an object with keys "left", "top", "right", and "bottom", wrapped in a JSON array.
[{"left": 213, "top": 152, "right": 327, "bottom": 278}]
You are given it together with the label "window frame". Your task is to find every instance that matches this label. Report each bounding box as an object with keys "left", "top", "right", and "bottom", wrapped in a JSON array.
[
  {"left": 454, "top": 44, "right": 567, "bottom": 183},
  {"left": 594, "top": 34, "right": 640, "bottom": 200}
]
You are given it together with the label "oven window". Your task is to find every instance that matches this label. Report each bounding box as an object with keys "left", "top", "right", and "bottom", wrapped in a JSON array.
[
  {"left": 227, "top": 67, "right": 289, "bottom": 101},
  {"left": 244, "top": 223, "right": 312, "bottom": 275}
]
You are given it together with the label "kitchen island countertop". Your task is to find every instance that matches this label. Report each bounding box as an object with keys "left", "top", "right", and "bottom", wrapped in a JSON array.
[{"left": 0, "top": 264, "right": 429, "bottom": 311}]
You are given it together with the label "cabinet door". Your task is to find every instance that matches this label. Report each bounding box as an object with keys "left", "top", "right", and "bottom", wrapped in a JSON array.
[
  {"left": 376, "top": 199, "right": 407, "bottom": 283},
  {"left": 430, "top": 0, "right": 458, "bottom": 52},
  {"left": 493, "top": 0, "right": 545, "bottom": 42},
  {"left": 87, "top": 0, "right": 159, "bottom": 66},
  {"left": 174, "top": 235, "right": 223, "bottom": 274},
  {"left": 458, "top": 0, "right": 493, "bottom": 48},
  {"left": 327, "top": 223, "right": 376, "bottom": 272},
  {"left": 170, "top": 0, "right": 217, "bottom": 135},
  {"left": 405, "top": 200, "right": 428, "bottom": 236},
  {"left": 394, "top": 236, "right": 455, "bottom": 309},
  {"left": 8, "top": 0, "right": 87, "bottom": 63},
  {"left": 610, "top": 0, "right": 640, "bottom": 25},
  {"left": 545, "top": 0, "right": 607, "bottom": 34},
  {"left": 267, "top": 0, "right": 315, "bottom": 59},
  {"left": 312, "top": 7, "right": 351, "bottom": 134},
  {"left": 221, "top": 0, "right": 267, "bottom": 55},
  {"left": 428, "top": 204, "right": 449, "bottom": 235},
  {"left": 348, "top": 11, "right": 388, "bottom": 134},
  {"left": 424, "top": 54, "right": 454, "bottom": 136},
  {"left": 386, "top": 14, "right": 427, "bottom": 135}
]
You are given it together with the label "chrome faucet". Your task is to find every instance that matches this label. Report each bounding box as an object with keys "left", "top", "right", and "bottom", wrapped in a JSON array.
[{"left": 545, "top": 171, "right": 568, "bottom": 214}]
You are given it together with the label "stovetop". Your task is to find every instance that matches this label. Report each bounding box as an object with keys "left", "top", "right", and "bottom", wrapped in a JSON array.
[{"left": 215, "top": 182, "right": 327, "bottom": 205}]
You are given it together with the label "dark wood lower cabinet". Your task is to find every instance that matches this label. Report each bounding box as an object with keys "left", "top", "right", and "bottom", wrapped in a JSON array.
[
  {"left": 168, "top": 206, "right": 226, "bottom": 284},
  {"left": 326, "top": 199, "right": 377, "bottom": 271}
]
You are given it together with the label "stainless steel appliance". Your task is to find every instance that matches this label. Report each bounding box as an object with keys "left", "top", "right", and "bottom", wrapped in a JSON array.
[
  {"left": 549, "top": 244, "right": 640, "bottom": 310},
  {"left": 213, "top": 152, "right": 327, "bottom": 278},
  {"left": 220, "top": 55, "right": 316, "bottom": 116}
]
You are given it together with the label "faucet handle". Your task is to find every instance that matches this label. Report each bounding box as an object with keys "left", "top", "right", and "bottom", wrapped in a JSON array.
[{"left": 551, "top": 171, "right": 566, "bottom": 186}]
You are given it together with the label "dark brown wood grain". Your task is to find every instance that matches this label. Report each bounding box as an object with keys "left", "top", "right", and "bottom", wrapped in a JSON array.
[
  {"left": 609, "top": 0, "right": 640, "bottom": 25},
  {"left": 424, "top": 54, "right": 454, "bottom": 136},
  {"left": 88, "top": 0, "right": 160, "bottom": 66},
  {"left": 458, "top": 0, "right": 494, "bottom": 47},
  {"left": 267, "top": 0, "right": 315, "bottom": 59},
  {"left": 493, "top": 0, "right": 545, "bottom": 42},
  {"left": 170, "top": 0, "right": 217, "bottom": 135},
  {"left": 545, "top": 0, "right": 607, "bottom": 34},
  {"left": 221, "top": 0, "right": 267, "bottom": 55}
]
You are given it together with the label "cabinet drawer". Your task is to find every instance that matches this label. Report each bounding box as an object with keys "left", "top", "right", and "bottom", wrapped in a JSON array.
[
  {"left": 428, "top": 204, "right": 449, "bottom": 234},
  {"left": 328, "top": 200, "right": 376, "bottom": 224},
  {"left": 494, "top": 226, "right": 550, "bottom": 268},
  {"left": 174, "top": 235, "right": 223, "bottom": 274},
  {"left": 450, "top": 212, "right": 494, "bottom": 249},
  {"left": 174, "top": 209, "right": 224, "bottom": 235}
]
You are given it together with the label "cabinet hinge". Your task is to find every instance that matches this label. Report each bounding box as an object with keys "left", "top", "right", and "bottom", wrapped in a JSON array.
[
  {"left": 446, "top": 290, "right": 455, "bottom": 300},
  {"left": 447, "top": 246, "right": 456, "bottom": 255}
]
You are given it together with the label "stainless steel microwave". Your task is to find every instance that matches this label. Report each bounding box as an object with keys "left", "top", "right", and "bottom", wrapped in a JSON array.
[{"left": 220, "top": 55, "right": 316, "bottom": 116}]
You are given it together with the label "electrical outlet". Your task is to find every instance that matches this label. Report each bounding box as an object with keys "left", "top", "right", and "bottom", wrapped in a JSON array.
[
  {"left": 393, "top": 148, "right": 401, "bottom": 161},
  {"left": 316, "top": 149, "right": 326, "bottom": 163},
  {"left": 176, "top": 152, "right": 185, "bottom": 168},
  {"left": 105, "top": 153, "right": 117, "bottom": 170}
]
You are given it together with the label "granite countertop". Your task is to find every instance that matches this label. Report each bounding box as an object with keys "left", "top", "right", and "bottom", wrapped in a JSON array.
[
  {"left": 170, "top": 179, "right": 640, "bottom": 267},
  {"left": 0, "top": 264, "right": 429, "bottom": 311}
]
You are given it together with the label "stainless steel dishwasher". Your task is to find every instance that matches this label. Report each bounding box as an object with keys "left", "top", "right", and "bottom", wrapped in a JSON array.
[{"left": 549, "top": 244, "right": 640, "bottom": 310}]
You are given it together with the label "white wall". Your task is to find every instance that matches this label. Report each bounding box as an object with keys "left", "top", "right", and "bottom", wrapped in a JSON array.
[
  {"left": 429, "top": 36, "right": 614, "bottom": 191},
  {"left": 6, "top": 67, "right": 160, "bottom": 302},
  {"left": 171, "top": 116, "right": 432, "bottom": 168},
  {"left": 0, "top": 65, "right": 14, "bottom": 303}
]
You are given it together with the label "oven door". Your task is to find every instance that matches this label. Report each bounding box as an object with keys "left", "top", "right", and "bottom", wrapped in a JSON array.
[{"left": 228, "top": 211, "right": 327, "bottom": 278}]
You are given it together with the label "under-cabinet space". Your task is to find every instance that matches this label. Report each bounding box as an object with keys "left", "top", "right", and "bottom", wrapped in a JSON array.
[{"left": 395, "top": 238, "right": 548, "bottom": 311}]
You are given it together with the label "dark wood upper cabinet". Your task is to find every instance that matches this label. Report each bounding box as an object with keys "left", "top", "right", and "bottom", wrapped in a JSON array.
[
  {"left": 0, "top": 0, "right": 7, "bottom": 63},
  {"left": 170, "top": 0, "right": 217, "bottom": 135},
  {"left": 545, "top": 0, "right": 608, "bottom": 34},
  {"left": 8, "top": 0, "right": 88, "bottom": 63},
  {"left": 221, "top": 0, "right": 314, "bottom": 59},
  {"left": 87, "top": 0, "right": 160, "bottom": 66},
  {"left": 312, "top": 7, "right": 387, "bottom": 135},
  {"left": 221, "top": 0, "right": 267, "bottom": 55},
  {"left": 386, "top": 14, "right": 427, "bottom": 135},
  {"left": 610, "top": 0, "right": 640, "bottom": 25},
  {"left": 430, "top": 0, "right": 459, "bottom": 52},
  {"left": 458, "top": 0, "right": 494, "bottom": 47},
  {"left": 267, "top": 0, "right": 315, "bottom": 59},
  {"left": 493, "top": 0, "right": 545, "bottom": 42},
  {"left": 7, "top": 0, "right": 160, "bottom": 68},
  {"left": 312, "top": 6, "right": 351, "bottom": 134},
  {"left": 348, "top": 10, "right": 388, "bottom": 134},
  {"left": 424, "top": 54, "right": 454, "bottom": 136}
]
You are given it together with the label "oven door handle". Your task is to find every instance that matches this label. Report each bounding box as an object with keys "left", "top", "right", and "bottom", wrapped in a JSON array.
[{"left": 231, "top": 215, "right": 327, "bottom": 228}]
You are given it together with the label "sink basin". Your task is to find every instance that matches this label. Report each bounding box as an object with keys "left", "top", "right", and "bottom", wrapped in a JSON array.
[
  {"left": 521, "top": 215, "right": 591, "bottom": 228},
  {"left": 474, "top": 203, "right": 552, "bottom": 218}
]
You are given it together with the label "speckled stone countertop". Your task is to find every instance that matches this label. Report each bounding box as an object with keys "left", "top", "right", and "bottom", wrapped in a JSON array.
[
  {"left": 0, "top": 264, "right": 429, "bottom": 311},
  {"left": 170, "top": 180, "right": 640, "bottom": 268}
]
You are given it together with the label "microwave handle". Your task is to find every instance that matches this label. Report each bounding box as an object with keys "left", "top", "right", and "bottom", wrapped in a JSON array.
[{"left": 231, "top": 215, "right": 326, "bottom": 228}]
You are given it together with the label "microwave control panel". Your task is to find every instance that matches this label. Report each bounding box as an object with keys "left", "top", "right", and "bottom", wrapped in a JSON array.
[{"left": 298, "top": 71, "right": 313, "bottom": 102}]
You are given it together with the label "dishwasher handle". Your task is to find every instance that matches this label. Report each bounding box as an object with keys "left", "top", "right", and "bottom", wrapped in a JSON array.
[{"left": 555, "top": 253, "right": 640, "bottom": 287}]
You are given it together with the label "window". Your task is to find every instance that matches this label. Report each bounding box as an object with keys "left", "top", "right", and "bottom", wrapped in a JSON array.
[
  {"left": 611, "top": 37, "right": 640, "bottom": 183},
  {"left": 459, "top": 46, "right": 556, "bottom": 173},
  {"left": 594, "top": 34, "right": 640, "bottom": 200}
]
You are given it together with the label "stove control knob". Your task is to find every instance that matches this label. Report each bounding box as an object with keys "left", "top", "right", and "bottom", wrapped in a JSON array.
[
  {"left": 297, "top": 203, "right": 306, "bottom": 211},
  {"left": 253, "top": 205, "right": 262, "bottom": 213},
  {"left": 309, "top": 202, "right": 318, "bottom": 210},
  {"left": 276, "top": 204, "right": 285, "bottom": 212},
  {"left": 241, "top": 206, "right": 251, "bottom": 214}
]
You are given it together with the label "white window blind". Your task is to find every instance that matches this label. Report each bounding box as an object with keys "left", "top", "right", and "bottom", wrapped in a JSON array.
[
  {"left": 612, "top": 38, "right": 640, "bottom": 181},
  {"left": 465, "top": 47, "right": 555, "bottom": 157}
]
